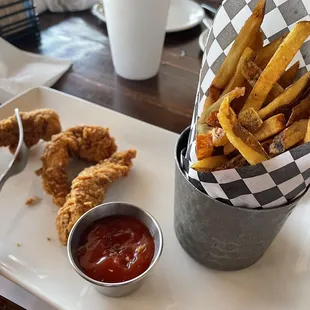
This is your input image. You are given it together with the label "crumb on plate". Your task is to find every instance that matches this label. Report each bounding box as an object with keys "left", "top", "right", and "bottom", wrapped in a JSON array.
[
  {"left": 35, "top": 168, "right": 43, "bottom": 176},
  {"left": 25, "top": 196, "right": 41, "bottom": 206}
]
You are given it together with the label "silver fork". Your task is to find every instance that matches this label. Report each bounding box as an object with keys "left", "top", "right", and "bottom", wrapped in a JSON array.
[{"left": 0, "top": 108, "right": 29, "bottom": 192}]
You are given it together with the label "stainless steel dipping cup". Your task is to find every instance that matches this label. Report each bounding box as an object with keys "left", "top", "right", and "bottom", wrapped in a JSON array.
[
  {"left": 174, "top": 127, "right": 307, "bottom": 271},
  {"left": 67, "top": 202, "right": 163, "bottom": 297}
]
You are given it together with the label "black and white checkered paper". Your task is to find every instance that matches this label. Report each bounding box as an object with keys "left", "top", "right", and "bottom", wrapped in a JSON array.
[{"left": 183, "top": 0, "right": 310, "bottom": 209}]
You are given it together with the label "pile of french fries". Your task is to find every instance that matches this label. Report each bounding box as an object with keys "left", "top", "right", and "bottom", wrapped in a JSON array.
[{"left": 192, "top": 0, "right": 310, "bottom": 173}]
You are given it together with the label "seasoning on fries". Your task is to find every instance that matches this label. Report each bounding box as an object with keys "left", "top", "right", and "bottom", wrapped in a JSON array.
[
  {"left": 269, "top": 119, "right": 308, "bottom": 156},
  {"left": 193, "top": 1, "right": 310, "bottom": 173}
]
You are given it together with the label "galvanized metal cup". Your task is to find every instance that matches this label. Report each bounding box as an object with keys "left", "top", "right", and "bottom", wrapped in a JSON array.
[
  {"left": 67, "top": 202, "right": 163, "bottom": 297},
  {"left": 174, "top": 127, "right": 307, "bottom": 271}
]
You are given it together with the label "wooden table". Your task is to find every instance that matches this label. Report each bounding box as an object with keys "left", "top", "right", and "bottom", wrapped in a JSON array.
[
  {"left": 14, "top": 8, "right": 213, "bottom": 133},
  {"left": 1, "top": 2, "right": 220, "bottom": 308}
]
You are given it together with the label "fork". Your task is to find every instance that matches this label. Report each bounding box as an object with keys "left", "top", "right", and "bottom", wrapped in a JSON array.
[{"left": 0, "top": 108, "right": 29, "bottom": 192}]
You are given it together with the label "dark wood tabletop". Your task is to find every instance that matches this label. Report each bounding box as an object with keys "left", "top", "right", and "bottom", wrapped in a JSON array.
[
  {"left": 12, "top": 2, "right": 221, "bottom": 134},
  {"left": 1, "top": 2, "right": 220, "bottom": 309}
]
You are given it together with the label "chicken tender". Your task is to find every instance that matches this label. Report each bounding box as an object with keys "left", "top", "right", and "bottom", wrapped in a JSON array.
[
  {"left": 56, "top": 149, "right": 136, "bottom": 245},
  {"left": 41, "top": 126, "right": 117, "bottom": 207},
  {"left": 0, "top": 109, "right": 61, "bottom": 151}
]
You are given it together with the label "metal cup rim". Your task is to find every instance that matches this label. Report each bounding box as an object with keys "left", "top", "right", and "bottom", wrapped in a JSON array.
[
  {"left": 67, "top": 201, "right": 164, "bottom": 288},
  {"left": 175, "top": 126, "right": 308, "bottom": 212}
]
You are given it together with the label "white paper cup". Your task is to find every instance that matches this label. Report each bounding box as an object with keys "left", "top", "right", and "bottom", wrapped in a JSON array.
[{"left": 104, "top": 0, "right": 170, "bottom": 80}]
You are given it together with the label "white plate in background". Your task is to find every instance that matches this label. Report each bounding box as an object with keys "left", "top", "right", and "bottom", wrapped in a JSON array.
[
  {"left": 199, "top": 28, "right": 209, "bottom": 52},
  {"left": 91, "top": 0, "right": 205, "bottom": 33}
]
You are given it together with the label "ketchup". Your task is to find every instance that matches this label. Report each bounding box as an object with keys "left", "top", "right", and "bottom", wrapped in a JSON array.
[{"left": 76, "top": 215, "right": 155, "bottom": 283}]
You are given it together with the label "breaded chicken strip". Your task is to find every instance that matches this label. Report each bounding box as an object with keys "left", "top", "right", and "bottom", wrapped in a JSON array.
[
  {"left": 56, "top": 149, "right": 136, "bottom": 245},
  {"left": 40, "top": 126, "right": 117, "bottom": 207},
  {"left": 0, "top": 109, "right": 61, "bottom": 151}
]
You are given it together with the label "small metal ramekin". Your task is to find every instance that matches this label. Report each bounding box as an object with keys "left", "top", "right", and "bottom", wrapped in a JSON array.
[{"left": 67, "top": 202, "right": 163, "bottom": 297}]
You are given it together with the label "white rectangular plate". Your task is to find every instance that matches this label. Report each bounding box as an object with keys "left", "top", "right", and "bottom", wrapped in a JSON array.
[{"left": 1, "top": 87, "right": 310, "bottom": 310}]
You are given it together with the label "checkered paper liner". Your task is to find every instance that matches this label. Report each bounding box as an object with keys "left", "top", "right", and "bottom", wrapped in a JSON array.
[{"left": 183, "top": 0, "right": 310, "bottom": 209}]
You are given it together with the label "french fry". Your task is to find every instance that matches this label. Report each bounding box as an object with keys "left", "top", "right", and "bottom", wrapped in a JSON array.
[
  {"left": 258, "top": 72, "right": 310, "bottom": 120},
  {"left": 242, "top": 22, "right": 310, "bottom": 113},
  {"left": 231, "top": 82, "right": 252, "bottom": 114},
  {"left": 191, "top": 155, "right": 227, "bottom": 172},
  {"left": 269, "top": 119, "right": 308, "bottom": 156},
  {"left": 203, "top": 85, "right": 222, "bottom": 110},
  {"left": 212, "top": 0, "right": 266, "bottom": 89},
  {"left": 251, "top": 30, "right": 264, "bottom": 52},
  {"left": 196, "top": 133, "right": 213, "bottom": 160},
  {"left": 212, "top": 127, "right": 229, "bottom": 147},
  {"left": 221, "top": 48, "right": 256, "bottom": 96},
  {"left": 241, "top": 59, "right": 284, "bottom": 100},
  {"left": 197, "top": 122, "right": 212, "bottom": 135},
  {"left": 254, "top": 114, "right": 286, "bottom": 141},
  {"left": 215, "top": 154, "right": 248, "bottom": 171},
  {"left": 206, "top": 110, "right": 220, "bottom": 127},
  {"left": 224, "top": 142, "right": 237, "bottom": 156},
  {"left": 255, "top": 34, "right": 287, "bottom": 70},
  {"left": 238, "top": 107, "right": 263, "bottom": 132},
  {"left": 200, "top": 87, "right": 245, "bottom": 128},
  {"left": 218, "top": 96, "right": 270, "bottom": 165},
  {"left": 261, "top": 139, "right": 273, "bottom": 155},
  {"left": 197, "top": 88, "right": 245, "bottom": 158},
  {"left": 279, "top": 61, "right": 299, "bottom": 89},
  {"left": 224, "top": 113, "right": 286, "bottom": 155},
  {"left": 304, "top": 119, "right": 310, "bottom": 143},
  {"left": 287, "top": 96, "right": 310, "bottom": 126}
]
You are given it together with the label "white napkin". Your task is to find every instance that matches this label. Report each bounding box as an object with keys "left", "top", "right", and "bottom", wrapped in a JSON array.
[
  {"left": 34, "top": 0, "right": 48, "bottom": 14},
  {"left": 0, "top": 38, "right": 71, "bottom": 103},
  {"left": 34, "top": 0, "right": 98, "bottom": 13}
]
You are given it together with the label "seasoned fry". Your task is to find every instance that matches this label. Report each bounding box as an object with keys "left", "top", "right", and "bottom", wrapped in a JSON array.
[
  {"left": 196, "top": 133, "right": 213, "bottom": 160},
  {"left": 255, "top": 34, "right": 287, "bottom": 70},
  {"left": 212, "top": 0, "right": 266, "bottom": 89},
  {"left": 279, "top": 61, "right": 299, "bottom": 89},
  {"left": 231, "top": 82, "right": 252, "bottom": 114},
  {"left": 197, "top": 123, "right": 212, "bottom": 135},
  {"left": 261, "top": 139, "right": 273, "bottom": 155},
  {"left": 202, "top": 87, "right": 245, "bottom": 123},
  {"left": 191, "top": 155, "right": 227, "bottom": 172},
  {"left": 206, "top": 110, "right": 220, "bottom": 127},
  {"left": 287, "top": 96, "right": 310, "bottom": 126},
  {"left": 224, "top": 142, "right": 237, "bottom": 156},
  {"left": 218, "top": 97, "right": 270, "bottom": 165},
  {"left": 254, "top": 114, "right": 286, "bottom": 141},
  {"left": 242, "top": 22, "right": 310, "bottom": 112},
  {"left": 222, "top": 48, "right": 256, "bottom": 96},
  {"left": 238, "top": 107, "right": 263, "bottom": 133},
  {"left": 252, "top": 30, "right": 264, "bottom": 52},
  {"left": 203, "top": 85, "right": 222, "bottom": 110},
  {"left": 197, "top": 88, "right": 245, "bottom": 158},
  {"left": 304, "top": 119, "right": 310, "bottom": 143},
  {"left": 224, "top": 113, "right": 286, "bottom": 155},
  {"left": 269, "top": 119, "right": 308, "bottom": 156},
  {"left": 212, "top": 127, "right": 229, "bottom": 147},
  {"left": 241, "top": 59, "right": 284, "bottom": 100},
  {"left": 215, "top": 154, "right": 248, "bottom": 171},
  {"left": 258, "top": 72, "right": 310, "bottom": 120}
]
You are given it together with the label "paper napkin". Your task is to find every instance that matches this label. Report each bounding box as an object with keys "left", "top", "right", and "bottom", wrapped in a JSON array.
[{"left": 0, "top": 37, "right": 71, "bottom": 103}]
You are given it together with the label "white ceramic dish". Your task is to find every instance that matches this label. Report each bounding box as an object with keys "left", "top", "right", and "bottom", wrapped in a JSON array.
[
  {"left": 199, "top": 28, "right": 209, "bottom": 52},
  {"left": 1, "top": 87, "right": 310, "bottom": 310},
  {"left": 91, "top": 0, "right": 205, "bottom": 33}
]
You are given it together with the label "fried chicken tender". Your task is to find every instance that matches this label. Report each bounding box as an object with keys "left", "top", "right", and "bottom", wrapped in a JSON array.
[
  {"left": 41, "top": 126, "right": 117, "bottom": 207},
  {"left": 56, "top": 149, "right": 136, "bottom": 245},
  {"left": 0, "top": 109, "right": 61, "bottom": 151}
]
